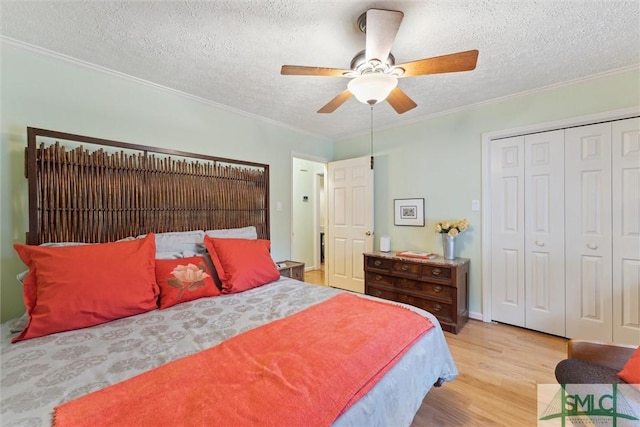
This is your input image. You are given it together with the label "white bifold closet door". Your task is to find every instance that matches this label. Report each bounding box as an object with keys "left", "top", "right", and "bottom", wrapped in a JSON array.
[
  {"left": 491, "top": 136, "right": 525, "bottom": 327},
  {"left": 612, "top": 119, "right": 640, "bottom": 344},
  {"left": 565, "top": 122, "right": 613, "bottom": 342},
  {"left": 492, "top": 117, "right": 639, "bottom": 344},
  {"left": 524, "top": 131, "right": 565, "bottom": 336},
  {"left": 562, "top": 117, "right": 639, "bottom": 344},
  {"left": 491, "top": 130, "right": 565, "bottom": 336}
]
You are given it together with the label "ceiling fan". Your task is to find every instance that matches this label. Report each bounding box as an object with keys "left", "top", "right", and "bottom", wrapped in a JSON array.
[{"left": 281, "top": 8, "right": 479, "bottom": 114}]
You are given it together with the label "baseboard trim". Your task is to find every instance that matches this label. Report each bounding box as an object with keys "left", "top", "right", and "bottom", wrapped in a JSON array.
[{"left": 469, "top": 311, "right": 483, "bottom": 321}]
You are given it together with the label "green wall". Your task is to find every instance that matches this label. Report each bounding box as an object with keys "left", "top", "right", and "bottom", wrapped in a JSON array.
[
  {"left": 333, "top": 68, "right": 640, "bottom": 317},
  {"left": 2, "top": 39, "right": 638, "bottom": 322},
  {"left": 0, "top": 41, "right": 332, "bottom": 321}
]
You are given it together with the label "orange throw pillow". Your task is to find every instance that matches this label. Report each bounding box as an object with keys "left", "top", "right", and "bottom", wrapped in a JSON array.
[
  {"left": 13, "top": 234, "right": 159, "bottom": 342},
  {"left": 156, "top": 256, "right": 221, "bottom": 308},
  {"left": 617, "top": 346, "right": 640, "bottom": 390},
  {"left": 203, "top": 237, "right": 280, "bottom": 294}
]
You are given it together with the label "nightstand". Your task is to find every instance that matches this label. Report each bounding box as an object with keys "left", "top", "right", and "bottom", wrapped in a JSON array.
[{"left": 276, "top": 260, "right": 305, "bottom": 282}]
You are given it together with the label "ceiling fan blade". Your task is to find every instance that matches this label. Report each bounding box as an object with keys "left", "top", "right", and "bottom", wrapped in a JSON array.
[
  {"left": 386, "top": 87, "right": 417, "bottom": 114},
  {"left": 281, "top": 65, "right": 351, "bottom": 77},
  {"left": 365, "top": 9, "right": 404, "bottom": 63},
  {"left": 317, "top": 90, "right": 353, "bottom": 113},
  {"left": 395, "top": 50, "right": 479, "bottom": 78}
]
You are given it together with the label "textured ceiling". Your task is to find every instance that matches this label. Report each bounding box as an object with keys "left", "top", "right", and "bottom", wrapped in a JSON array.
[{"left": 1, "top": 1, "right": 639, "bottom": 140}]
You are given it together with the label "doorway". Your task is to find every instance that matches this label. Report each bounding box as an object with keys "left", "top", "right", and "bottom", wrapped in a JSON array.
[{"left": 291, "top": 156, "right": 327, "bottom": 285}]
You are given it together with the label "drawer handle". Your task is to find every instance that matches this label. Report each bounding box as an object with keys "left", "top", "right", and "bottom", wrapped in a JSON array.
[
  {"left": 401, "top": 264, "right": 410, "bottom": 271},
  {"left": 373, "top": 290, "right": 382, "bottom": 297},
  {"left": 375, "top": 275, "right": 383, "bottom": 281},
  {"left": 374, "top": 260, "right": 382, "bottom": 266},
  {"left": 433, "top": 285, "right": 443, "bottom": 293},
  {"left": 433, "top": 303, "right": 442, "bottom": 312},
  {"left": 432, "top": 268, "right": 442, "bottom": 276}
]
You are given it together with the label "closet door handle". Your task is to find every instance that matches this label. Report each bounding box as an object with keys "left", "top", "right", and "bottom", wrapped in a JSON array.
[
  {"left": 534, "top": 240, "right": 545, "bottom": 247},
  {"left": 587, "top": 243, "right": 598, "bottom": 250}
]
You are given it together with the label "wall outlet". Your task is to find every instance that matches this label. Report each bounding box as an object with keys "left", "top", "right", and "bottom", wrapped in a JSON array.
[{"left": 471, "top": 200, "right": 480, "bottom": 211}]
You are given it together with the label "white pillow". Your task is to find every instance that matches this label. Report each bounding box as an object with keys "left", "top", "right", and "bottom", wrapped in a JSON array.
[
  {"left": 40, "top": 237, "right": 134, "bottom": 246},
  {"left": 17, "top": 269, "right": 28, "bottom": 283},
  {"left": 137, "top": 230, "right": 206, "bottom": 254},
  {"left": 205, "top": 226, "right": 257, "bottom": 240},
  {"left": 9, "top": 313, "right": 29, "bottom": 333},
  {"left": 155, "top": 251, "right": 186, "bottom": 260},
  {"left": 40, "top": 241, "right": 89, "bottom": 247},
  {"left": 10, "top": 271, "right": 30, "bottom": 333}
]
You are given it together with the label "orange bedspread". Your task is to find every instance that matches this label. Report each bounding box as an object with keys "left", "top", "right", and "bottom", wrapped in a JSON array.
[{"left": 54, "top": 293, "right": 434, "bottom": 427}]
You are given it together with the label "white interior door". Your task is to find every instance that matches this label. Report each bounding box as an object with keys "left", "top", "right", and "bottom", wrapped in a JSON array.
[
  {"left": 612, "top": 117, "right": 640, "bottom": 345},
  {"left": 565, "top": 122, "right": 613, "bottom": 342},
  {"left": 327, "top": 156, "right": 374, "bottom": 293},
  {"left": 524, "top": 130, "right": 566, "bottom": 336},
  {"left": 491, "top": 136, "right": 526, "bottom": 326}
]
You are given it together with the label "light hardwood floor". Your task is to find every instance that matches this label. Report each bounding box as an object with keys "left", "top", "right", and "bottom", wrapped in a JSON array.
[
  {"left": 413, "top": 320, "right": 566, "bottom": 426},
  {"left": 304, "top": 267, "right": 324, "bottom": 286},
  {"left": 304, "top": 267, "right": 568, "bottom": 426}
]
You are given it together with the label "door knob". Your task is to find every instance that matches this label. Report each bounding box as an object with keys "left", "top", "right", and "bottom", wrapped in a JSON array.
[
  {"left": 587, "top": 243, "right": 598, "bottom": 250},
  {"left": 365, "top": 231, "right": 372, "bottom": 236},
  {"left": 534, "top": 240, "right": 545, "bottom": 247}
]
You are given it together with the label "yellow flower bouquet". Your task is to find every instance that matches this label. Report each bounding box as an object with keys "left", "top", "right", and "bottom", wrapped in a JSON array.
[{"left": 434, "top": 218, "right": 470, "bottom": 236}]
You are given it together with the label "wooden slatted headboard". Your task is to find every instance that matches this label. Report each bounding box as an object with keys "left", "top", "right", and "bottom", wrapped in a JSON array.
[{"left": 25, "top": 128, "right": 270, "bottom": 245}]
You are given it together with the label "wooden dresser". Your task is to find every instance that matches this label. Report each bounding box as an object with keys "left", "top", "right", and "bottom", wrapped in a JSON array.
[{"left": 364, "top": 252, "right": 469, "bottom": 334}]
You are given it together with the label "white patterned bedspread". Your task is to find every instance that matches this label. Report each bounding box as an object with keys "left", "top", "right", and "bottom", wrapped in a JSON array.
[{"left": 1, "top": 278, "right": 457, "bottom": 427}]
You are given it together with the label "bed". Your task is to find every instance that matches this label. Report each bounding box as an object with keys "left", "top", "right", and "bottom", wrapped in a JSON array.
[{"left": 1, "top": 128, "right": 458, "bottom": 426}]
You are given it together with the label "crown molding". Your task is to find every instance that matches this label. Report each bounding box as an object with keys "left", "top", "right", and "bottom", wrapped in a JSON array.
[
  {"left": 337, "top": 63, "right": 640, "bottom": 141},
  {"left": 4, "top": 36, "right": 637, "bottom": 145},
  {"left": 1, "top": 36, "right": 330, "bottom": 142}
]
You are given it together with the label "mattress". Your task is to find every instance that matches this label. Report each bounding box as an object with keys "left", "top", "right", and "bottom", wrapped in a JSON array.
[{"left": 1, "top": 278, "right": 457, "bottom": 426}]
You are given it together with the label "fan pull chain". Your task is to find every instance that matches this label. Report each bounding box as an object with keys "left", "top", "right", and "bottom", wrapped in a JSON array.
[{"left": 370, "top": 105, "right": 374, "bottom": 170}]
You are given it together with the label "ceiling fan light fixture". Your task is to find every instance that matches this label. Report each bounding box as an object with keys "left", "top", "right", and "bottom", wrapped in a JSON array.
[{"left": 348, "top": 73, "right": 398, "bottom": 105}]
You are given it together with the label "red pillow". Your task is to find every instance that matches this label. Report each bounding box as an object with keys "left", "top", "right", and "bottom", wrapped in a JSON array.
[
  {"left": 156, "top": 256, "right": 221, "bottom": 308},
  {"left": 203, "top": 237, "right": 280, "bottom": 293},
  {"left": 618, "top": 346, "right": 640, "bottom": 390},
  {"left": 12, "top": 234, "right": 159, "bottom": 342}
]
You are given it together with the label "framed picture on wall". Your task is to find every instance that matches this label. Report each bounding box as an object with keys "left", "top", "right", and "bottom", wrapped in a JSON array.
[{"left": 394, "top": 198, "right": 425, "bottom": 226}]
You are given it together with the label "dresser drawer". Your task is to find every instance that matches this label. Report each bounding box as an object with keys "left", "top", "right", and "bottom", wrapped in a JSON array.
[
  {"left": 367, "top": 286, "right": 453, "bottom": 322},
  {"left": 422, "top": 265, "right": 452, "bottom": 282},
  {"left": 392, "top": 261, "right": 421, "bottom": 277},
  {"left": 393, "top": 278, "right": 453, "bottom": 301},
  {"left": 366, "top": 272, "right": 393, "bottom": 287},
  {"left": 366, "top": 257, "right": 392, "bottom": 272}
]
